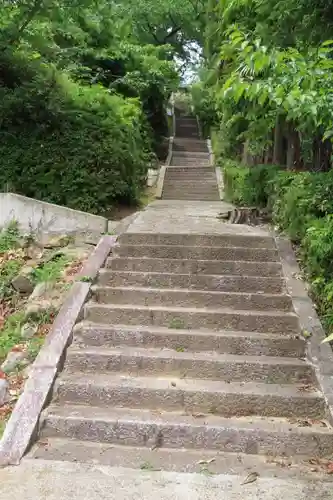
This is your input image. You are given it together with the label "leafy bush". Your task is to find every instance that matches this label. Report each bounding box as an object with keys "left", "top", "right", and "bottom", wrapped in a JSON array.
[
  {"left": 222, "top": 159, "right": 333, "bottom": 341},
  {"left": 0, "top": 54, "right": 151, "bottom": 213},
  {"left": 223, "top": 161, "right": 280, "bottom": 207},
  {"left": 302, "top": 217, "right": 333, "bottom": 334},
  {"left": 270, "top": 171, "right": 333, "bottom": 242}
]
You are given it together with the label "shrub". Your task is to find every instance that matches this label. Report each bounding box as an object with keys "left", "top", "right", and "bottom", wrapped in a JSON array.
[
  {"left": 221, "top": 157, "right": 333, "bottom": 342},
  {"left": 270, "top": 171, "right": 333, "bottom": 242},
  {"left": 302, "top": 216, "right": 333, "bottom": 333},
  {"left": 0, "top": 52, "right": 151, "bottom": 213},
  {"left": 223, "top": 161, "right": 280, "bottom": 207}
]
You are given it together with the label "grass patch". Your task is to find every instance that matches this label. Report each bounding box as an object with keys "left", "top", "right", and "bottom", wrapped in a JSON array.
[
  {"left": 0, "top": 221, "right": 20, "bottom": 253},
  {"left": 0, "top": 311, "right": 25, "bottom": 362},
  {"left": 31, "top": 254, "right": 70, "bottom": 284}
]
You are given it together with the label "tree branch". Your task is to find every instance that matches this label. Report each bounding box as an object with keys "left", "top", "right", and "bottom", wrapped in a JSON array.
[{"left": 18, "top": 0, "right": 44, "bottom": 35}]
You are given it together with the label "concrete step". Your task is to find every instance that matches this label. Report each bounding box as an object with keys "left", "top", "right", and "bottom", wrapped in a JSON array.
[
  {"left": 162, "top": 194, "right": 221, "bottom": 201},
  {"left": 162, "top": 187, "right": 219, "bottom": 194},
  {"left": 55, "top": 373, "right": 325, "bottom": 418},
  {"left": 161, "top": 194, "right": 221, "bottom": 201},
  {"left": 29, "top": 437, "right": 333, "bottom": 480},
  {"left": 173, "top": 142, "right": 207, "bottom": 153},
  {"left": 39, "top": 405, "right": 333, "bottom": 457},
  {"left": 176, "top": 132, "right": 200, "bottom": 139},
  {"left": 84, "top": 303, "right": 299, "bottom": 335},
  {"left": 118, "top": 233, "right": 277, "bottom": 249},
  {"left": 113, "top": 244, "right": 279, "bottom": 262},
  {"left": 164, "top": 173, "right": 216, "bottom": 179},
  {"left": 171, "top": 152, "right": 209, "bottom": 159},
  {"left": 65, "top": 346, "right": 313, "bottom": 384},
  {"left": 164, "top": 169, "right": 215, "bottom": 175},
  {"left": 165, "top": 166, "right": 213, "bottom": 172},
  {"left": 92, "top": 286, "right": 293, "bottom": 312},
  {"left": 107, "top": 257, "right": 283, "bottom": 277},
  {"left": 97, "top": 270, "right": 284, "bottom": 293},
  {"left": 163, "top": 175, "right": 217, "bottom": 181},
  {"left": 74, "top": 322, "right": 306, "bottom": 357},
  {"left": 163, "top": 181, "right": 218, "bottom": 188},
  {"left": 170, "top": 159, "right": 211, "bottom": 166}
]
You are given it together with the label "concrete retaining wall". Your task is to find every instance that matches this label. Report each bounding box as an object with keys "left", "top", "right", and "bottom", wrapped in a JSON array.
[{"left": 0, "top": 193, "right": 107, "bottom": 239}]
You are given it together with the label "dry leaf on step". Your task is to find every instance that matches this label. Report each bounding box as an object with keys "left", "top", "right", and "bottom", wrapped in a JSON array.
[
  {"left": 197, "top": 458, "right": 215, "bottom": 465},
  {"left": 242, "top": 472, "right": 259, "bottom": 485}
]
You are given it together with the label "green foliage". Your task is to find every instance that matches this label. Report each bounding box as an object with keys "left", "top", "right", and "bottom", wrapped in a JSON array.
[
  {"left": 0, "top": 53, "right": 152, "bottom": 212},
  {"left": 223, "top": 161, "right": 279, "bottom": 207},
  {"left": 0, "top": 312, "right": 25, "bottom": 362},
  {"left": 0, "top": 222, "right": 24, "bottom": 302},
  {"left": 0, "top": 221, "right": 20, "bottom": 253},
  {"left": 224, "top": 161, "right": 333, "bottom": 342},
  {"left": 0, "top": 0, "right": 184, "bottom": 212},
  {"left": 271, "top": 171, "right": 333, "bottom": 241},
  {"left": 31, "top": 254, "right": 70, "bottom": 283}
]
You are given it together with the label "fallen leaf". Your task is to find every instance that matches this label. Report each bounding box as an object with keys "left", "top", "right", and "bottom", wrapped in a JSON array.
[
  {"left": 242, "top": 472, "right": 259, "bottom": 485},
  {"left": 309, "top": 419, "right": 329, "bottom": 428},
  {"left": 302, "top": 330, "right": 312, "bottom": 339},
  {"left": 11, "top": 345, "right": 23, "bottom": 352},
  {"left": 197, "top": 458, "right": 216, "bottom": 465},
  {"left": 298, "top": 384, "right": 316, "bottom": 393}
]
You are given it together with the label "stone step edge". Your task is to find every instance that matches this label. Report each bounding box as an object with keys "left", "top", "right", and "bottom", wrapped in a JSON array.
[
  {"left": 98, "top": 270, "right": 284, "bottom": 281},
  {"left": 28, "top": 437, "right": 333, "bottom": 479},
  {"left": 73, "top": 321, "right": 301, "bottom": 343},
  {"left": 43, "top": 404, "right": 332, "bottom": 435},
  {"left": 98, "top": 269, "right": 285, "bottom": 289},
  {"left": 57, "top": 372, "right": 321, "bottom": 400},
  {"left": 106, "top": 257, "right": 283, "bottom": 272},
  {"left": 91, "top": 285, "right": 290, "bottom": 301},
  {"left": 66, "top": 345, "right": 309, "bottom": 368},
  {"left": 85, "top": 301, "right": 298, "bottom": 319},
  {"left": 40, "top": 406, "right": 333, "bottom": 457}
]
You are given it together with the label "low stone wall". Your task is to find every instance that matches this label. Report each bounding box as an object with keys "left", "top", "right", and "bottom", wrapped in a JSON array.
[{"left": 0, "top": 193, "right": 107, "bottom": 240}]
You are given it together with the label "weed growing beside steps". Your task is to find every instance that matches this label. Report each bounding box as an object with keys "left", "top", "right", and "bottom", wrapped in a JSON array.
[{"left": 0, "top": 223, "right": 92, "bottom": 436}]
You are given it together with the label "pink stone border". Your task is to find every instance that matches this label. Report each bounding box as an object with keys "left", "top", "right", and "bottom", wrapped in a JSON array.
[
  {"left": 0, "top": 235, "right": 117, "bottom": 466},
  {"left": 275, "top": 236, "right": 333, "bottom": 423}
]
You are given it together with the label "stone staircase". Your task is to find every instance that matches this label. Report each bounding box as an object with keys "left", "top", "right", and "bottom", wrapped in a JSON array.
[
  {"left": 29, "top": 230, "right": 333, "bottom": 478},
  {"left": 162, "top": 115, "right": 220, "bottom": 201}
]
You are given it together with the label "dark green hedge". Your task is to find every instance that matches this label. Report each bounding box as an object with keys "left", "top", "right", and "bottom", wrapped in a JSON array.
[
  {"left": 0, "top": 52, "right": 151, "bottom": 214},
  {"left": 223, "top": 161, "right": 333, "bottom": 334}
]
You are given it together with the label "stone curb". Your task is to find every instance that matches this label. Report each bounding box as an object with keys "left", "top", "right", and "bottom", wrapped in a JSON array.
[
  {"left": 207, "top": 139, "right": 223, "bottom": 201},
  {"left": 275, "top": 236, "right": 333, "bottom": 422},
  {"left": 0, "top": 235, "right": 117, "bottom": 467},
  {"left": 207, "top": 138, "right": 215, "bottom": 166},
  {"left": 156, "top": 136, "right": 174, "bottom": 199}
]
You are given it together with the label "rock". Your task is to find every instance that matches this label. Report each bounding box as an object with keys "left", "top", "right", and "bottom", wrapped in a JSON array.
[
  {"left": 43, "top": 234, "right": 73, "bottom": 249},
  {"left": 1, "top": 350, "right": 29, "bottom": 373},
  {"left": 21, "top": 322, "right": 38, "bottom": 339},
  {"left": 29, "top": 282, "right": 52, "bottom": 301},
  {"left": 0, "top": 378, "right": 9, "bottom": 406},
  {"left": 25, "top": 300, "right": 53, "bottom": 320},
  {"left": 11, "top": 266, "right": 35, "bottom": 294}
]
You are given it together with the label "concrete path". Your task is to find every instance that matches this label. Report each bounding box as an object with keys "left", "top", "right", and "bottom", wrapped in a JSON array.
[{"left": 1, "top": 459, "right": 333, "bottom": 500}]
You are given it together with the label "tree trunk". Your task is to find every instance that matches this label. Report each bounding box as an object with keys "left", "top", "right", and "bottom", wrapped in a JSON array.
[
  {"left": 313, "top": 136, "right": 332, "bottom": 171},
  {"left": 273, "top": 116, "right": 285, "bottom": 165},
  {"left": 242, "top": 140, "right": 256, "bottom": 166},
  {"left": 286, "top": 124, "right": 302, "bottom": 170}
]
